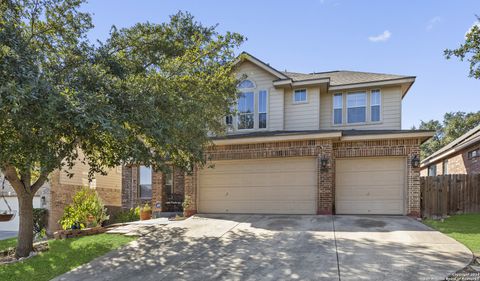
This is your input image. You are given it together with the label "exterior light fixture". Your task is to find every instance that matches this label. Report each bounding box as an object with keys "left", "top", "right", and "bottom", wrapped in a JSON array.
[
  {"left": 411, "top": 155, "right": 420, "bottom": 168},
  {"left": 320, "top": 155, "right": 329, "bottom": 171}
]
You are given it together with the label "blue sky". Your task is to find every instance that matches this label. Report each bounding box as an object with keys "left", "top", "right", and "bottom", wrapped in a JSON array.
[{"left": 83, "top": 0, "right": 479, "bottom": 129}]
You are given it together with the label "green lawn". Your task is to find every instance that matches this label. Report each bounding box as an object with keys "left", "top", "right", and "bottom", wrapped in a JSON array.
[
  {"left": 424, "top": 214, "right": 480, "bottom": 255},
  {"left": 0, "top": 238, "right": 17, "bottom": 251},
  {"left": 0, "top": 234, "right": 135, "bottom": 281}
]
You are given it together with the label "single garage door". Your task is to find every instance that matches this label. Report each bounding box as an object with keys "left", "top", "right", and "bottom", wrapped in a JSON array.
[
  {"left": 198, "top": 157, "right": 317, "bottom": 214},
  {"left": 335, "top": 157, "right": 405, "bottom": 215}
]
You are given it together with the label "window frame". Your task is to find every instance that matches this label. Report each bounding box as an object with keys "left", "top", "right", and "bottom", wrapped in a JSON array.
[
  {"left": 293, "top": 89, "right": 308, "bottom": 104},
  {"left": 164, "top": 167, "right": 174, "bottom": 198},
  {"left": 332, "top": 93, "right": 343, "bottom": 125},
  {"left": 258, "top": 90, "right": 268, "bottom": 129},
  {"left": 237, "top": 91, "right": 255, "bottom": 130},
  {"left": 346, "top": 92, "right": 367, "bottom": 124},
  {"left": 468, "top": 149, "right": 480, "bottom": 159},
  {"left": 138, "top": 165, "right": 153, "bottom": 199},
  {"left": 428, "top": 165, "right": 437, "bottom": 176},
  {"left": 370, "top": 89, "right": 382, "bottom": 123}
]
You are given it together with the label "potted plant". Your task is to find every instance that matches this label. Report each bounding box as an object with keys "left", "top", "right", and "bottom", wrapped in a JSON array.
[
  {"left": 182, "top": 196, "right": 195, "bottom": 217},
  {"left": 140, "top": 203, "right": 152, "bottom": 220}
]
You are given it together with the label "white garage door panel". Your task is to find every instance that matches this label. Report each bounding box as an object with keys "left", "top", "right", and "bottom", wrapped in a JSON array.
[
  {"left": 198, "top": 157, "right": 317, "bottom": 214},
  {"left": 336, "top": 157, "right": 405, "bottom": 215}
]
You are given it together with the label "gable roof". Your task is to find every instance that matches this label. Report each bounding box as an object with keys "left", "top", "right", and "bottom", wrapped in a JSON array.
[
  {"left": 421, "top": 124, "right": 480, "bottom": 167},
  {"left": 235, "top": 52, "right": 415, "bottom": 96}
]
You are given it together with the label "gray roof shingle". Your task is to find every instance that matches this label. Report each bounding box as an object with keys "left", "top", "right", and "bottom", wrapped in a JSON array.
[{"left": 282, "top": 70, "right": 413, "bottom": 86}]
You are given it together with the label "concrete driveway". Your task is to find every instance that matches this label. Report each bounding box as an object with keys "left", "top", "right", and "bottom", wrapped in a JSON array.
[{"left": 54, "top": 215, "right": 472, "bottom": 281}]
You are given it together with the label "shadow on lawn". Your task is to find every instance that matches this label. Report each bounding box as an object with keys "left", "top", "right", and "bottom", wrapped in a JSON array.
[{"left": 0, "top": 235, "right": 131, "bottom": 281}]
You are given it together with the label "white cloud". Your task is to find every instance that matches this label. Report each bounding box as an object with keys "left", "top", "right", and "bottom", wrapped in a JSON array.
[
  {"left": 426, "top": 16, "right": 441, "bottom": 31},
  {"left": 368, "top": 30, "right": 391, "bottom": 42}
]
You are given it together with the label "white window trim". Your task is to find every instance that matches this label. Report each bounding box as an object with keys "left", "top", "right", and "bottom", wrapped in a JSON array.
[
  {"left": 370, "top": 89, "right": 382, "bottom": 123},
  {"left": 346, "top": 92, "right": 367, "bottom": 124},
  {"left": 237, "top": 91, "right": 255, "bottom": 131},
  {"left": 258, "top": 90, "right": 269, "bottom": 129},
  {"left": 293, "top": 88, "right": 308, "bottom": 104},
  {"left": 332, "top": 93, "right": 343, "bottom": 125},
  {"left": 138, "top": 166, "right": 153, "bottom": 200},
  {"left": 237, "top": 79, "right": 256, "bottom": 89}
]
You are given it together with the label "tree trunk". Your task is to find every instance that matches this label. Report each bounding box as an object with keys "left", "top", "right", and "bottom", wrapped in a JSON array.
[{"left": 16, "top": 193, "right": 34, "bottom": 258}]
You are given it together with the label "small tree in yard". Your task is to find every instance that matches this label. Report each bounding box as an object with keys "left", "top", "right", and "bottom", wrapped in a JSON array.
[{"left": 0, "top": 0, "right": 244, "bottom": 257}]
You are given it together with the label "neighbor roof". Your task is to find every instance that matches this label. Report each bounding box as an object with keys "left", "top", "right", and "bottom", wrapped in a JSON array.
[{"left": 421, "top": 124, "right": 480, "bottom": 166}]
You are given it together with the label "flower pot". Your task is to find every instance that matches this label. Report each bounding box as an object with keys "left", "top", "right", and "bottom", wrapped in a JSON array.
[
  {"left": 0, "top": 213, "right": 14, "bottom": 222},
  {"left": 183, "top": 210, "right": 196, "bottom": 217},
  {"left": 140, "top": 210, "right": 152, "bottom": 220}
]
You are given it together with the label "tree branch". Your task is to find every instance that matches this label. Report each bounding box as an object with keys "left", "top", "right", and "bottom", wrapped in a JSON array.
[{"left": 1, "top": 165, "right": 26, "bottom": 196}]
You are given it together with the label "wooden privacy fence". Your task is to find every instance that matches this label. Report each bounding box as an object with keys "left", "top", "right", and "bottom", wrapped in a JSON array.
[{"left": 421, "top": 174, "right": 480, "bottom": 218}]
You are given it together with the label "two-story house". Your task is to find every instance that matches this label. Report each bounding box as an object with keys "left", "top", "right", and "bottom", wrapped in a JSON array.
[{"left": 121, "top": 52, "right": 434, "bottom": 217}]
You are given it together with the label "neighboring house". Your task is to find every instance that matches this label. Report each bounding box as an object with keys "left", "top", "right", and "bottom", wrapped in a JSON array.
[
  {"left": 0, "top": 173, "right": 50, "bottom": 231},
  {"left": 122, "top": 52, "right": 434, "bottom": 217},
  {"left": 420, "top": 124, "right": 480, "bottom": 176},
  {"left": 48, "top": 158, "right": 123, "bottom": 233}
]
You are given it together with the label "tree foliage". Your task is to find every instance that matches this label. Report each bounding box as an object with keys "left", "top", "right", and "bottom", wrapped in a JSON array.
[
  {"left": 445, "top": 16, "right": 480, "bottom": 79},
  {"left": 416, "top": 111, "right": 480, "bottom": 159},
  {"left": 0, "top": 0, "right": 243, "bottom": 257}
]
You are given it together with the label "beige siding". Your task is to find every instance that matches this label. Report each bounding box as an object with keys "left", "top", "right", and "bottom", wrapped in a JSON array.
[
  {"left": 284, "top": 87, "right": 320, "bottom": 130},
  {"left": 59, "top": 152, "right": 121, "bottom": 190},
  {"left": 320, "top": 86, "right": 402, "bottom": 130},
  {"left": 233, "top": 61, "right": 284, "bottom": 132},
  {"left": 336, "top": 157, "right": 406, "bottom": 215},
  {"left": 198, "top": 157, "right": 317, "bottom": 214}
]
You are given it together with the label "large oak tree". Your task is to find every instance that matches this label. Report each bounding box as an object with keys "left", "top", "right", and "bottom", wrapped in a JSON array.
[{"left": 0, "top": 0, "right": 243, "bottom": 258}]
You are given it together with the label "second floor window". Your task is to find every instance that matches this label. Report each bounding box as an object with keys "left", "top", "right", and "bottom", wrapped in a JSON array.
[
  {"left": 333, "top": 93, "right": 343, "bottom": 125},
  {"left": 259, "top": 90, "right": 267, "bottom": 129},
  {"left": 293, "top": 89, "right": 307, "bottom": 103},
  {"left": 237, "top": 92, "right": 254, "bottom": 129},
  {"left": 468, "top": 149, "right": 479, "bottom": 159},
  {"left": 347, "top": 92, "right": 366, "bottom": 124},
  {"left": 139, "top": 166, "right": 152, "bottom": 199},
  {"left": 371, "top": 90, "right": 381, "bottom": 122}
]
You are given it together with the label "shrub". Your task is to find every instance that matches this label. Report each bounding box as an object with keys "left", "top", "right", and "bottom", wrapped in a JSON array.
[
  {"left": 140, "top": 203, "right": 151, "bottom": 212},
  {"left": 33, "top": 208, "right": 48, "bottom": 237},
  {"left": 111, "top": 207, "right": 140, "bottom": 223},
  {"left": 59, "top": 188, "right": 109, "bottom": 230}
]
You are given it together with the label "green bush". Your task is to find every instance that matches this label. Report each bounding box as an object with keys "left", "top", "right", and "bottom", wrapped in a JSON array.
[
  {"left": 59, "top": 188, "right": 109, "bottom": 230},
  {"left": 32, "top": 208, "right": 48, "bottom": 237},
  {"left": 111, "top": 207, "right": 140, "bottom": 223}
]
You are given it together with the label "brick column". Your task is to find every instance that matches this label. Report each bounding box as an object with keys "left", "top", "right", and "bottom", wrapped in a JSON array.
[
  {"left": 121, "top": 166, "right": 133, "bottom": 209},
  {"left": 318, "top": 142, "right": 334, "bottom": 215},
  {"left": 407, "top": 148, "right": 421, "bottom": 217},
  {"left": 183, "top": 167, "right": 197, "bottom": 216},
  {"left": 151, "top": 170, "right": 164, "bottom": 212}
]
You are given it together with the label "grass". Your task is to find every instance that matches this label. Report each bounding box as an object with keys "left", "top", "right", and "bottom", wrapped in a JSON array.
[
  {"left": 0, "top": 234, "right": 135, "bottom": 281},
  {"left": 0, "top": 238, "right": 17, "bottom": 251},
  {"left": 424, "top": 214, "right": 480, "bottom": 255}
]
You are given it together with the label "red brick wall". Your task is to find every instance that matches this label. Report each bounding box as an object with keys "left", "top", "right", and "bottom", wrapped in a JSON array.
[{"left": 420, "top": 143, "right": 480, "bottom": 176}]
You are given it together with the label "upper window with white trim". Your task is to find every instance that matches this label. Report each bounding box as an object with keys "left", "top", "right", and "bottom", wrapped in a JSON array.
[
  {"left": 333, "top": 93, "right": 343, "bottom": 125},
  {"left": 347, "top": 92, "right": 366, "bottom": 123},
  {"left": 237, "top": 92, "right": 254, "bottom": 129},
  {"left": 238, "top": 79, "right": 255, "bottom": 89},
  {"left": 370, "top": 90, "right": 381, "bottom": 122},
  {"left": 258, "top": 90, "right": 267, "bottom": 129},
  {"left": 293, "top": 89, "right": 307, "bottom": 103}
]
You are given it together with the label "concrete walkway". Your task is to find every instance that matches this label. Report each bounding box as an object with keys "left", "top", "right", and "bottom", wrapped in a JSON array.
[{"left": 54, "top": 215, "right": 472, "bottom": 281}]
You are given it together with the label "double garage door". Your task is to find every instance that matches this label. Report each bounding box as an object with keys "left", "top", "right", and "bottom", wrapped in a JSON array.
[{"left": 198, "top": 157, "right": 405, "bottom": 215}]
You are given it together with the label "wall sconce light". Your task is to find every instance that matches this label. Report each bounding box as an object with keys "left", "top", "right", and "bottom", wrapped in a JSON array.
[
  {"left": 320, "top": 155, "right": 329, "bottom": 171},
  {"left": 411, "top": 154, "right": 420, "bottom": 168}
]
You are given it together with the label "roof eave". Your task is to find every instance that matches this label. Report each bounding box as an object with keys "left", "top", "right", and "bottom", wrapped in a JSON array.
[
  {"left": 329, "top": 77, "right": 416, "bottom": 92},
  {"left": 234, "top": 52, "right": 288, "bottom": 80}
]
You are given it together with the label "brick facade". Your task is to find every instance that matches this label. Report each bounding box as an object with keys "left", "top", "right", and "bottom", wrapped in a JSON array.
[
  {"left": 122, "top": 137, "right": 424, "bottom": 217},
  {"left": 122, "top": 166, "right": 186, "bottom": 214},
  {"left": 48, "top": 171, "right": 122, "bottom": 233},
  {"left": 420, "top": 143, "right": 480, "bottom": 176}
]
